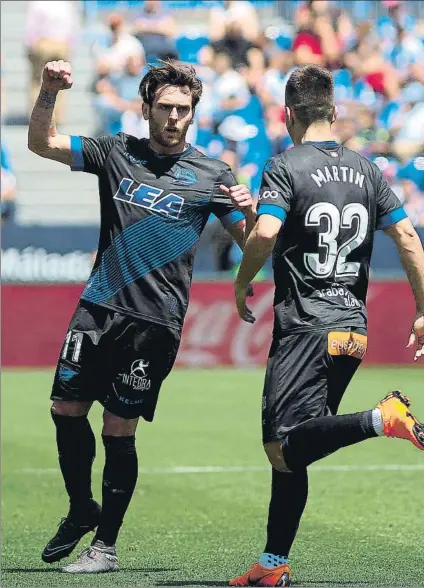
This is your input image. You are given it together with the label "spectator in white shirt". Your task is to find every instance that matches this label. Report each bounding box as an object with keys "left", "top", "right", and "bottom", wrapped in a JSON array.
[
  {"left": 208, "top": 0, "right": 260, "bottom": 43},
  {"left": 94, "top": 13, "right": 145, "bottom": 74},
  {"left": 25, "top": 0, "right": 79, "bottom": 124},
  {"left": 212, "top": 52, "right": 251, "bottom": 118},
  {"left": 259, "top": 51, "right": 295, "bottom": 108}
]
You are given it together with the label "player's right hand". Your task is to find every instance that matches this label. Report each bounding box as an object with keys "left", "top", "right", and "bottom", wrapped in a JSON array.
[
  {"left": 220, "top": 184, "right": 254, "bottom": 213},
  {"left": 42, "top": 61, "right": 73, "bottom": 92},
  {"left": 407, "top": 313, "right": 424, "bottom": 361},
  {"left": 234, "top": 280, "right": 256, "bottom": 324}
]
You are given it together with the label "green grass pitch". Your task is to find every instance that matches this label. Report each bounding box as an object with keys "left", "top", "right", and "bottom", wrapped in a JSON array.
[{"left": 2, "top": 368, "right": 424, "bottom": 588}]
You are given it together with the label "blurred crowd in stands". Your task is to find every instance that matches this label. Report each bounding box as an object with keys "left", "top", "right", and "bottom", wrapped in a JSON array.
[
  {"left": 84, "top": 0, "right": 424, "bottom": 230},
  {"left": 1, "top": 0, "right": 424, "bottom": 270}
]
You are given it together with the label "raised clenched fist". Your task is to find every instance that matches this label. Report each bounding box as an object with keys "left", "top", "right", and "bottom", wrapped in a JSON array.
[{"left": 42, "top": 61, "right": 73, "bottom": 92}]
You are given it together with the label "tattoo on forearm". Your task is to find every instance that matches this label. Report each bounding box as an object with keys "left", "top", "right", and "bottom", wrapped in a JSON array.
[{"left": 37, "top": 91, "right": 57, "bottom": 110}]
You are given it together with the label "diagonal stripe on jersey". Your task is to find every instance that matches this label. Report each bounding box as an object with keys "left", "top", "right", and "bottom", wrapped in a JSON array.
[{"left": 82, "top": 199, "right": 207, "bottom": 305}]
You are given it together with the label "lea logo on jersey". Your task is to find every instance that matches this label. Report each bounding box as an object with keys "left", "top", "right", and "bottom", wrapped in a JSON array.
[{"left": 114, "top": 178, "right": 184, "bottom": 220}]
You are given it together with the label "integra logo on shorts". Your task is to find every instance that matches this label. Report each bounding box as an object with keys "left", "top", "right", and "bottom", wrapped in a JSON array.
[{"left": 121, "top": 359, "right": 151, "bottom": 391}]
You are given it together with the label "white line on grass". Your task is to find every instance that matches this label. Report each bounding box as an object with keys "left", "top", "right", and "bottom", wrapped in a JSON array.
[{"left": 17, "top": 464, "right": 424, "bottom": 475}]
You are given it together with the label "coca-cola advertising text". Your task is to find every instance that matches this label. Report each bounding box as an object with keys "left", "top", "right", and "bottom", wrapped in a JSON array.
[{"left": 1, "top": 281, "right": 417, "bottom": 367}]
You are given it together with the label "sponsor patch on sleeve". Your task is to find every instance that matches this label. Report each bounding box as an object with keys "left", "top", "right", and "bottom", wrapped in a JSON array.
[{"left": 327, "top": 331, "right": 368, "bottom": 359}]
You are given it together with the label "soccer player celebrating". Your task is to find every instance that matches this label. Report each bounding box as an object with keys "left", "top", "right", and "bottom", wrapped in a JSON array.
[
  {"left": 28, "top": 59, "right": 255, "bottom": 573},
  {"left": 231, "top": 65, "right": 424, "bottom": 587}
]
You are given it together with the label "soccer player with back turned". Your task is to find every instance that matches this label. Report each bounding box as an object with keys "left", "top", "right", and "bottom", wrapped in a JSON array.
[
  {"left": 28, "top": 59, "right": 255, "bottom": 573},
  {"left": 231, "top": 65, "right": 424, "bottom": 587}
]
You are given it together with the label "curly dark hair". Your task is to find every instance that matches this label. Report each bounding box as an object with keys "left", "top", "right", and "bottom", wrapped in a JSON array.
[{"left": 139, "top": 60, "right": 203, "bottom": 110}]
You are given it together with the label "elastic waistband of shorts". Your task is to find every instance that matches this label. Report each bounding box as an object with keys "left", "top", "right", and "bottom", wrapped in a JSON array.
[{"left": 275, "top": 324, "right": 368, "bottom": 338}]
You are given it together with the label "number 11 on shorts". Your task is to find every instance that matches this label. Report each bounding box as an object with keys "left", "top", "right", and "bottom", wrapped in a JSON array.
[{"left": 62, "top": 331, "right": 83, "bottom": 363}]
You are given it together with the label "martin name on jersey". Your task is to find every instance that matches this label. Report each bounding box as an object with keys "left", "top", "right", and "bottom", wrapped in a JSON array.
[{"left": 257, "top": 141, "right": 407, "bottom": 335}]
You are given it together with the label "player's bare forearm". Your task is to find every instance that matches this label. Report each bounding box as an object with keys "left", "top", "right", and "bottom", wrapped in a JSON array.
[
  {"left": 226, "top": 219, "right": 246, "bottom": 250},
  {"left": 236, "top": 214, "right": 282, "bottom": 287},
  {"left": 385, "top": 218, "right": 424, "bottom": 312},
  {"left": 399, "top": 236, "right": 424, "bottom": 313},
  {"left": 226, "top": 208, "right": 256, "bottom": 250},
  {"left": 28, "top": 90, "right": 72, "bottom": 165},
  {"left": 28, "top": 89, "right": 58, "bottom": 152},
  {"left": 244, "top": 207, "right": 257, "bottom": 244},
  {"left": 236, "top": 224, "right": 276, "bottom": 288},
  {"left": 28, "top": 60, "right": 73, "bottom": 165},
  {"left": 221, "top": 183, "right": 256, "bottom": 249}
]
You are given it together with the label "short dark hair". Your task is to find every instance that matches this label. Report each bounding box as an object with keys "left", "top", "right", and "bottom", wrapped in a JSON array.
[
  {"left": 139, "top": 60, "right": 203, "bottom": 110},
  {"left": 285, "top": 65, "right": 335, "bottom": 126}
]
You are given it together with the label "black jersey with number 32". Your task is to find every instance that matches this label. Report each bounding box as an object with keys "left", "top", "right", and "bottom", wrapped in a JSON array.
[{"left": 257, "top": 141, "right": 407, "bottom": 335}]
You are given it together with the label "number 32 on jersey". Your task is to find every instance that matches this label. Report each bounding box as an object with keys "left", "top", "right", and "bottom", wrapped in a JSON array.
[{"left": 304, "top": 202, "right": 369, "bottom": 278}]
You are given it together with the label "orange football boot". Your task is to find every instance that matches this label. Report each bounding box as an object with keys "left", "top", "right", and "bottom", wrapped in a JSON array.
[
  {"left": 229, "top": 562, "right": 292, "bottom": 587},
  {"left": 377, "top": 390, "right": 424, "bottom": 450}
]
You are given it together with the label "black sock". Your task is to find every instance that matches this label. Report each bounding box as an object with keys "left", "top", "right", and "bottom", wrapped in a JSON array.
[
  {"left": 265, "top": 468, "right": 308, "bottom": 557},
  {"left": 51, "top": 411, "right": 96, "bottom": 519},
  {"left": 283, "top": 410, "right": 377, "bottom": 471},
  {"left": 94, "top": 435, "right": 138, "bottom": 546}
]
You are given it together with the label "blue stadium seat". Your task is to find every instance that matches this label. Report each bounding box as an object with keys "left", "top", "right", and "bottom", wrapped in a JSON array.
[
  {"left": 93, "top": 0, "right": 141, "bottom": 8},
  {"left": 232, "top": 95, "right": 263, "bottom": 125},
  {"left": 176, "top": 35, "right": 209, "bottom": 64},
  {"left": 353, "top": 79, "right": 380, "bottom": 109},
  {"left": 84, "top": 0, "right": 216, "bottom": 12},
  {"left": 84, "top": 0, "right": 276, "bottom": 13},
  {"left": 165, "top": 0, "right": 222, "bottom": 8},
  {"left": 194, "top": 127, "right": 213, "bottom": 151},
  {"left": 333, "top": 68, "right": 352, "bottom": 88},
  {"left": 377, "top": 100, "right": 402, "bottom": 130},
  {"left": 276, "top": 34, "right": 292, "bottom": 51},
  {"left": 333, "top": 68, "right": 353, "bottom": 102},
  {"left": 397, "top": 156, "right": 424, "bottom": 191}
]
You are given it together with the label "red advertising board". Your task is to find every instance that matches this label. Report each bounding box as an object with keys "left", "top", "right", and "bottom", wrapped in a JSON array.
[{"left": 1, "top": 281, "right": 417, "bottom": 367}]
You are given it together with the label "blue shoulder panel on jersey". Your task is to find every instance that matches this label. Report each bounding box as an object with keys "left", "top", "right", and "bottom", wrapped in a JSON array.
[
  {"left": 220, "top": 210, "right": 245, "bottom": 227},
  {"left": 377, "top": 206, "right": 407, "bottom": 230},
  {"left": 70, "top": 136, "right": 84, "bottom": 171},
  {"left": 257, "top": 204, "right": 287, "bottom": 222}
]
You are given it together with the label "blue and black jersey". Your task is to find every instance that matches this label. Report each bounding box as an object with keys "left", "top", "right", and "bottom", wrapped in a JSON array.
[
  {"left": 257, "top": 141, "right": 407, "bottom": 335},
  {"left": 70, "top": 134, "right": 244, "bottom": 330}
]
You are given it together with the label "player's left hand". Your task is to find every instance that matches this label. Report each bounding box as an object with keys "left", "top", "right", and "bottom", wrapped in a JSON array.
[
  {"left": 407, "top": 312, "right": 424, "bottom": 361},
  {"left": 220, "top": 184, "right": 254, "bottom": 212},
  {"left": 234, "top": 280, "right": 256, "bottom": 324}
]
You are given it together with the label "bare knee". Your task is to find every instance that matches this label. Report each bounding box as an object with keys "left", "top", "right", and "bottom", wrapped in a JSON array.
[
  {"left": 264, "top": 441, "right": 291, "bottom": 473},
  {"left": 51, "top": 400, "right": 92, "bottom": 417},
  {"left": 102, "top": 409, "right": 139, "bottom": 436}
]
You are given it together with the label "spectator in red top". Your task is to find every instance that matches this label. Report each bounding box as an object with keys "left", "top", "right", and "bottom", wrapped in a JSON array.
[
  {"left": 293, "top": 0, "right": 354, "bottom": 68},
  {"left": 344, "top": 25, "right": 401, "bottom": 100}
]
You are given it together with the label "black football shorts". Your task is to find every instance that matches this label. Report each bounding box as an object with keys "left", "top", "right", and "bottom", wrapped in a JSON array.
[
  {"left": 51, "top": 300, "right": 181, "bottom": 420},
  {"left": 262, "top": 327, "right": 367, "bottom": 444}
]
